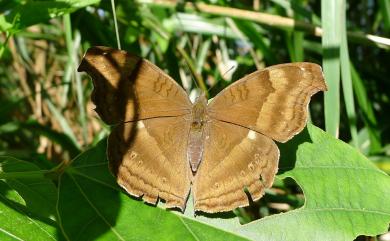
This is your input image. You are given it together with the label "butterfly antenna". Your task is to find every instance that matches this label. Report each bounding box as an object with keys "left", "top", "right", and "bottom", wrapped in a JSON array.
[
  {"left": 181, "top": 58, "right": 199, "bottom": 90},
  {"left": 177, "top": 43, "right": 209, "bottom": 98},
  {"left": 171, "top": 8, "right": 209, "bottom": 97},
  {"left": 206, "top": 63, "right": 236, "bottom": 94},
  {"left": 111, "top": 0, "right": 121, "bottom": 50},
  {"left": 223, "top": 64, "right": 236, "bottom": 78}
]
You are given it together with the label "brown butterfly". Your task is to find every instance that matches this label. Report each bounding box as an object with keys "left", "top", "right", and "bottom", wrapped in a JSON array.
[{"left": 78, "top": 46, "right": 327, "bottom": 213}]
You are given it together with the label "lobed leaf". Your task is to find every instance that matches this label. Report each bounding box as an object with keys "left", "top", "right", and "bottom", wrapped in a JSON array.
[
  {"left": 57, "top": 124, "right": 390, "bottom": 240},
  {"left": 237, "top": 124, "right": 390, "bottom": 240}
]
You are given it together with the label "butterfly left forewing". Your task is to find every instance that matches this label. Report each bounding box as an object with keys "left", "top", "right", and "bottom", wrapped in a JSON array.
[
  {"left": 193, "top": 120, "right": 279, "bottom": 213},
  {"left": 207, "top": 62, "right": 327, "bottom": 142}
]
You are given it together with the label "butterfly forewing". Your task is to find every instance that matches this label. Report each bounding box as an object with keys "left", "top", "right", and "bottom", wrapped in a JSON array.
[
  {"left": 78, "top": 46, "right": 192, "bottom": 124},
  {"left": 207, "top": 63, "right": 327, "bottom": 142}
]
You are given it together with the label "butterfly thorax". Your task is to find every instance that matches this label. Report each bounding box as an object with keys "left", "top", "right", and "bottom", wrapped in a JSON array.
[{"left": 187, "top": 94, "right": 208, "bottom": 173}]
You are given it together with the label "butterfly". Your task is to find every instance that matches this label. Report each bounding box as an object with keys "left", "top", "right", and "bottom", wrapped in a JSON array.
[{"left": 78, "top": 46, "right": 327, "bottom": 213}]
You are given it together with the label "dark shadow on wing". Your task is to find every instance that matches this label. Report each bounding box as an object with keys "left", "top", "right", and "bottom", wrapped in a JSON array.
[{"left": 77, "top": 46, "right": 140, "bottom": 176}]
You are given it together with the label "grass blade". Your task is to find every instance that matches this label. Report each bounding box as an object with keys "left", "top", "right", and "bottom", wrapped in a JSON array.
[
  {"left": 289, "top": 0, "right": 304, "bottom": 62},
  {"left": 64, "top": 14, "right": 87, "bottom": 145},
  {"left": 45, "top": 98, "right": 80, "bottom": 149},
  {"left": 350, "top": 64, "right": 382, "bottom": 153},
  {"left": 379, "top": 0, "right": 390, "bottom": 32},
  {"left": 339, "top": 0, "right": 358, "bottom": 148},
  {"left": 322, "top": 0, "right": 342, "bottom": 137}
]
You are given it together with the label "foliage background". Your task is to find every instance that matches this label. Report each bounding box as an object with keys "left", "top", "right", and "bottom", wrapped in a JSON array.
[{"left": 0, "top": 0, "right": 389, "bottom": 240}]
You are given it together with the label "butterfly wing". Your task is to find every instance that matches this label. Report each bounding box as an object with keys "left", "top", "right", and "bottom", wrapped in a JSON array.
[
  {"left": 193, "top": 120, "right": 279, "bottom": 212},
  {"left": 207, "top": 63, "right": 327, "bottom": 142},
  {"left": 193, "top": 63, "right": 326, "bottom": 212},
  {"left": 78, "top": 46, "right": 192, "bottom": 124},
  {"left": 109, "top": 117, "right": 191, "bottom": 210},
  {"left": 78, "top": 46, "right": 192, "bottom": 210}
]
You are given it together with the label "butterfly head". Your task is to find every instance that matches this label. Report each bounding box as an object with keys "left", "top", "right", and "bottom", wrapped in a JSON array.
[{"left": 195, "top": 91, "right": 208, "bottom": 105}]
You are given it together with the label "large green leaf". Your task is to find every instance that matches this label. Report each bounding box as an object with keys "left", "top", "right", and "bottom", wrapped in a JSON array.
[
  {"left": 0, "top": 157, "right": 58, "bottom": 240},
  {"left": 57, "top": 140, "right": 248, "bottom": 241},
  {"left": 57, "top": 124, "right": 390, "bottom": 240},
  {"left": 237, "top": 124, "right": 390, "bottom": 240}
]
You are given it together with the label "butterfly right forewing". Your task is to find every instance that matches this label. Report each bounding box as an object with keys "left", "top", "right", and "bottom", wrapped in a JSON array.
[{"left": 207, "top": 63, "right": 327, "bottom": 142}]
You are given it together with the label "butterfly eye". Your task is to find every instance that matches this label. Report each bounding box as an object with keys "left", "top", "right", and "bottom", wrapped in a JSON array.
[{"left": 191, "top": 121, "right": 201, "bottom": 128}]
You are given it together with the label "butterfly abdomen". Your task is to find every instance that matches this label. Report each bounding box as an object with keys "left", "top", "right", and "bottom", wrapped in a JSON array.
[
  {"left": 187, "top": 94, "right": 208, "bottom": 172},
  {"left": 187, "top": 127, "right": 204, "bottom": 172}
]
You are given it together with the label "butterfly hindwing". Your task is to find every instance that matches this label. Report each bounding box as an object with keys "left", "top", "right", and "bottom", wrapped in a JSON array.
[
  {"left": 193, "top": 120, "right": 279, "bottom": 213},
  {"left": 108, "top": 116, "right": 192, "bottom": 210}
]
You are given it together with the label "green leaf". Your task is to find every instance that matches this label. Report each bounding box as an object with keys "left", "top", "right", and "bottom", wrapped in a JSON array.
[
  {"left": 57, "top": 125, "right": 390, "bottom": 240},
  {"left": 237, "top": 124, "right": 390, "bottom": 240},
  {"left": 0, "top": 157, "right": 58, "bottom": 240},
  {"left": 0, "top": 157, "right": 57, "bottom": 219},
  {"left": 0, "top": 15, "right": 13, "bottom": 32},
  {"left": 4, "top": 0, "right": 100, "bottom": 32},
  {"left": 57, "top": 140, "right": 248, "bottom": 241}
]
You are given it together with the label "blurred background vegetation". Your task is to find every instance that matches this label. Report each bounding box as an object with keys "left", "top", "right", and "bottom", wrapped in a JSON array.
[{"left": 0, "top": 0, "right": 389, "bottom": 237}]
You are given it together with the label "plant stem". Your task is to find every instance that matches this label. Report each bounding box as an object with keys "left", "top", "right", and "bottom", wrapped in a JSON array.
[
  {"left": 111, "top": 0, "right": 121, "bottom": 50},
  {"left": 138, "top": 0, "right": 390, "bottom": 49}
]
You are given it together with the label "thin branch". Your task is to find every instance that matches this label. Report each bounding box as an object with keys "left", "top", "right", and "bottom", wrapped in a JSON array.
[
  {"left": 111, "top": 0, "right": 121, "bottom": 50},
  {"left": 138, "top": 0, "right": 390, "bottom": 49}
]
